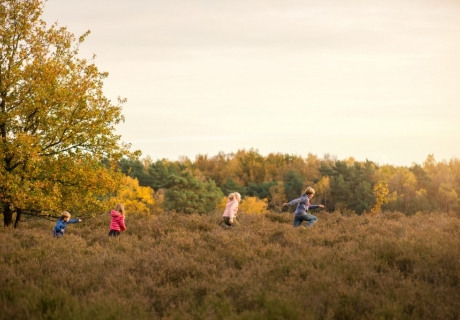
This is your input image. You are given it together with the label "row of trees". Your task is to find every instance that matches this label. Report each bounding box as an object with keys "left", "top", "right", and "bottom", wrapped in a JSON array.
[{"left": 118, "top": 150, "right": 460, "bottom": 216}]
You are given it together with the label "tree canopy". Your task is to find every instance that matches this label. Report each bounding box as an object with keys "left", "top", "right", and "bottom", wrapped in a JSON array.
[{"left": 0, "top": 0, "right": 137, "bottom": 226}]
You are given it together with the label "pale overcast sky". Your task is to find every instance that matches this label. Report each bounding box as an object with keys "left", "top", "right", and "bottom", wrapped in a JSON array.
[{"left": 42, "top": 0, "right": 460, "bottom": 167}]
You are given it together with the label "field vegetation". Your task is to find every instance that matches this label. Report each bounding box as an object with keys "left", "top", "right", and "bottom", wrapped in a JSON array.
[{"left": 1, "top": 210, "right": 459, "bottom": 319}]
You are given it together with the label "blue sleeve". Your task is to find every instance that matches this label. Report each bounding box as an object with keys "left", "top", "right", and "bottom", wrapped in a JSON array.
[
  {"left": 54, "top": 223, "right": 61, "bottom": 233},
  {"left": 308, "top": 205, "right": 320, "bottom": 210},
  {"left": 53, "top": 220, "right": 64, "bottom": 236},
  {"left": 67, "top": 219, "right": 80, "bottom": 224},
  {"left": 287, "top": 198, "right": 300, "bottom": 206}
]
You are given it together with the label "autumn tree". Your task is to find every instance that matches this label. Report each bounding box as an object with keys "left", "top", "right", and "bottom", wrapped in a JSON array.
[
  {"left": 192, "top": 152, "right": 236, "bottom": 187},
  {"left": 264, "top": 152, "right": 287, "bottom": 181},
  {"left": 239, "top": 196, "right": 268, "bottom": 214},
  {"left": 314, "top": 176, "right": 331, "bottom": 209},
  {"left": 268, "top": 181, "right": 287, "bottom": 209},
  {"left": 369, "top": 182, "right": 390, "bottom": 215},
  {"left": 235, "top": 149, "right": 266, "bottom": 185},
  {"left": 0, "top": 0, "right": 136, "bottom": 226},
  {"left": 303, "top": 153, "right": 321, "bottom": 186},
  {"left": 110, "top": 176, "right": 155, "bottom": 215},
  {"left": 386, "top": 167, "right": 418, "bottom": 213},
  {"left": 424, "top": 156, "right": 460, "bottom": 213}
]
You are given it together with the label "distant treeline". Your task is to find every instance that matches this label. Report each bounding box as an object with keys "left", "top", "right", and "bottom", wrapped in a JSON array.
[{"left": 117, "top": 149, "right": 460, "bottom": 215}]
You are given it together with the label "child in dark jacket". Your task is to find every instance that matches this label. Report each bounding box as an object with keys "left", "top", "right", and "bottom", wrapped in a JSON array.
[
  {"left": 53, "top": 211, "right": 82, "bottom": 237},
  {"left": 283, "top": 187, "right": 324, "bottom": 227},
  {"left": 108, "top": 203, "right": 126, "bottom": 237}
]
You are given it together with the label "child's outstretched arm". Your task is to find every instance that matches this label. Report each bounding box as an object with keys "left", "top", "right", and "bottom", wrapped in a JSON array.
[
  {"left": 283, "top": 198, "right": 301, "bottom": 207},
  {"left": 308, "top": 204, "right": 325, "bottom": 210}
]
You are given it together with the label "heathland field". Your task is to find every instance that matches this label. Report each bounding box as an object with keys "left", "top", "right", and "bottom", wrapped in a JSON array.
[{"left": 1, "top": 211, "right": 459, "bottom": 320}]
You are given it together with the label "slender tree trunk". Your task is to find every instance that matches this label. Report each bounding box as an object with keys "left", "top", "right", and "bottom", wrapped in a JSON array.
[
  {"left": 14, "top": 209, "right": 22, "bottom": 228},
  {"left": 3, "top": 205, "right": 13, "bottom": 227}
]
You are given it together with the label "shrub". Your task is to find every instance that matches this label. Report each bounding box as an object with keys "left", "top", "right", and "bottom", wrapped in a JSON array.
[{"left": 240, "top": 196, "right": 268, "bottom": 215}]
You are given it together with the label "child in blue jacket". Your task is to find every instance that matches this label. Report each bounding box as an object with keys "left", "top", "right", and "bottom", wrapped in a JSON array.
[
  {"left": 283, "top": 187, "right": 324, "bottom": 227},
  {"left": 53, "top": 211, "right": 82, "bottom": 237}
]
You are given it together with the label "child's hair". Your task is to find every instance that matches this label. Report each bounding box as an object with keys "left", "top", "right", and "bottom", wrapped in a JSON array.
[
  {"left": 228, "top": 193, "right": 235, "bottom": 200},
  {"left": 233, "top": 192, "right": 241, "bottom": 202},
  {"left": 60, "top": 211, "right": 71, "bottom": 220},
  {"left": 304, "top": 187, "right": 315, "bottom": 196},
  {"left": 115, "top": 203, "right": 125, "bottom": 216}
]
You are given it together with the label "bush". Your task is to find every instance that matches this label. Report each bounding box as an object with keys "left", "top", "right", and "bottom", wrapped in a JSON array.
[{"left": 240, "top": 197, "right": 268, "bottom": 214}]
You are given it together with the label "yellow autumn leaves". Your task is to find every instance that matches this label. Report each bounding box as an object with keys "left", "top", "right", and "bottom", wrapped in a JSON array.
[
  {"left": 110, "top": 176, "right": 163, "bottom": 216},
  {"left": 215, "top": 195, "right": 268, "bottom": 215}
]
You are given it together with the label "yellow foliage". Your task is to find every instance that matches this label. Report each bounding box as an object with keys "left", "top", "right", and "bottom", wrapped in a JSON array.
[
  {"left": 111, "top": 176, "right": 155, "bottom": 215},
  {"left": 240, "top": 196, "right": 268, "bottom": 215},
  {"left": 216, "top": 197, "right": 229, "bottom": 212},
  {"left": 314, "top": 176, "right": 331, "bottom": 205},
  {"left": 370, "top": 182, "right": 390, "bottom": 215}
]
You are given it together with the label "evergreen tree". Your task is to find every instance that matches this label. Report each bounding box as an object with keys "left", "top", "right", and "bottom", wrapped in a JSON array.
[
  {"left": 221, "top": 178, "right": 246, "bottom": 197},
  {"left": 246, "top": 181, "right": 276, "bottom": 199},
  {"left": 283, "top": 170, "right": 304, "bottom": 201},
  {"left": 354, "top": 181, "right": 374, "bottom": 214},
  {"left": 119, "top": 158, "right": 155, "bottom": 188}
]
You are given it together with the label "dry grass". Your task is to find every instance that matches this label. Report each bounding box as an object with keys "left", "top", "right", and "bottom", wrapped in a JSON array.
[{"left": 1, "top": 211, "right": 459, "bottom": 320}]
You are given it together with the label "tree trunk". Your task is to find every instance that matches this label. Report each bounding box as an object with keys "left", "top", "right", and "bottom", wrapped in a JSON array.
[
  {"left": 3, "top": 205, "right": 13, "bottom": 227},
  {"left": 14, "top": 209, "right": 22, "bottom": 228}
]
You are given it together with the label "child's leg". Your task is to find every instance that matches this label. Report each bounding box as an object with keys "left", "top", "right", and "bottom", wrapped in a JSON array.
[
  {"left": 223, "top": 217, "right": 232, "bottom": 226},
  {"left": 108, "top": 230, "right": 120, "bottom": 237},
  {"left": 293, "top": 216, "right": 303, "bottom": 227},
  {"left": 304, "top": 214, "right": 318, "bottom": 227}
]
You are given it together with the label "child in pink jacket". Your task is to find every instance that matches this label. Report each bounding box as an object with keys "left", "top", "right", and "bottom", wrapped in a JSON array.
[
  {"left": 109, "top": 203, "right": 126, "bottom": 237},
  {"left": 222, "top": 192, "right": 241, "bottom": 227}
]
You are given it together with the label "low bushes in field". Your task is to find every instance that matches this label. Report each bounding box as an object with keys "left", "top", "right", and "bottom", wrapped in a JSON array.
[{"left": 0, "top": 211, "right": 459, "bottom": 319}]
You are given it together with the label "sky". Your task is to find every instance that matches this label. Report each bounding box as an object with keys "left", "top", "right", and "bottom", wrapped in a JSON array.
[{"left": 42, "top": 0, "right": 460, "bottom": 167}]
